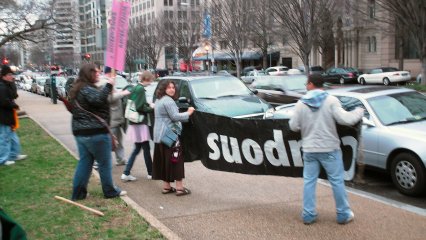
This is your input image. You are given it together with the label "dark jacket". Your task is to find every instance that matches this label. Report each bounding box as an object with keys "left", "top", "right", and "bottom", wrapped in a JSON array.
[
  {"left": 0, "top": 79, "right": 19, "bottom": 126},
  {"left": 71, "top": 83, "right": 113, "bottom": 136},
  {"left": 128, "top": 83, "right": 154, "bottom": 125}
]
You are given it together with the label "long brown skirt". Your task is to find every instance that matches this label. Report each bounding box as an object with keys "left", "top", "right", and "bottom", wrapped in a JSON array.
[{"left": 152, "top": 143, "right": 185, "bottom": 182}]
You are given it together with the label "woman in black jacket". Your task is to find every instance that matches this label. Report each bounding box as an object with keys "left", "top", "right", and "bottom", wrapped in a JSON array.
[{"left": 69, "top": 63, "right": 126, "bottom": 200}]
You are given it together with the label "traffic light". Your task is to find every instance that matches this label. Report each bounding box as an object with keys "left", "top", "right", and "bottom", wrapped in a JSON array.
[
  {"left": 84, "top": 54, "right": 91, "bottom": 60},
  {"left": 50, "top": 65, "right": 59, "bottom": 71},
  {"left": 2, "top": 58, "right": 9, "bottom": 65}
]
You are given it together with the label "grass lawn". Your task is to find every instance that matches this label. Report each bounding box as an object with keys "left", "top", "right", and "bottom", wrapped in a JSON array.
[
  {"left": 405, "top": 82, "right": 426, "bottom": 92},
  {"left": 0, "top": 118, "right": 164, "bottom": 240}
]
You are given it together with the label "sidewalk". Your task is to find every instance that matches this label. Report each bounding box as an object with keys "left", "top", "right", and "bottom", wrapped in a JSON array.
[{"left": 17, "top": 90, "right": 425, "bottom": 240}]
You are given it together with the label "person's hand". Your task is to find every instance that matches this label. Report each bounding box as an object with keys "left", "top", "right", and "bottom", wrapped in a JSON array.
[
  {"left": 354, "top": 107, "right": 364, "bottom": 117},
  {"left": 107, "top": 76, "right": 115, "bottom": 86},
  {"left": 187, "top": 107, "right": 195, "bottom": 115},
  {"left": 121, "top": 89, "right": 131, "bottom": 96},
  {"left": 149, "top": 102, "right": 155, "bottom": 108}
]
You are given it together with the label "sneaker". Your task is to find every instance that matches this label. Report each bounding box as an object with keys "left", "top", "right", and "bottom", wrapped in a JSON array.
[
  {"left": 146, "top": 175, "right": 152, "bottom": 180},
  {"left": 303, "top": 218, "right": 317, "bottom": 225},
  {"left": 3, "top": 161, "right": 15, "bottom": 166},
  {"left": 121, "top": 174, "right": 137, "bottom": 182},
  {"left": 12, "top": 155, "right": 27, "bottom": 161},
  {"left": 338, "top": 211, "right": 354, "bottom": 225},
  {"left": 93, "top": 162, "right": 99, "bottom": 170},
  {"left": 119, "top": 190, "right": 127, "bottom": 196},
  {"left": 116, "top": 160, "right": 126, "bottom": 166}
]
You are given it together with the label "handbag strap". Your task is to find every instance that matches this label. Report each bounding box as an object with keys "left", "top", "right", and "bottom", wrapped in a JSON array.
[{"left": 74, "top": 101, "right": 114, "bottom": 136}]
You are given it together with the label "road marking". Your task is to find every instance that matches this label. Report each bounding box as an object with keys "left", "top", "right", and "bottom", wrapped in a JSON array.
[{"left": 319, "top": 179, "right": 426, "bottom": 217}]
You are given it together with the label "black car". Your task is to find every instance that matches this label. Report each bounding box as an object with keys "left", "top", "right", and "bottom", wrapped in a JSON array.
[
  {"left": 155, "top": 75, "right": 274, "bottom": 119},
  {"left": 252, "top": 75, "right": 307, "bottom": 106},
  {"left": 322, "top": 67, "right": 361, "bottom": 84}
]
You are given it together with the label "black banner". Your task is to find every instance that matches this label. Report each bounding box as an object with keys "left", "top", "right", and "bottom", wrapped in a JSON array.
[{"left": 182, "top": 112, "right": 361, "bottom": 180}]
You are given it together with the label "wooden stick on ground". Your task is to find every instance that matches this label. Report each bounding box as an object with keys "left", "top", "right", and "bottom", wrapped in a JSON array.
[{"left": 54, "top": 196, "right": 104, "bottom": 217}]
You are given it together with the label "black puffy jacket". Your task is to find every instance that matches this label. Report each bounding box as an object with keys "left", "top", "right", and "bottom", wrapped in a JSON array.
[
  {"left": 0, "top": 79, "right": 19, "bottom": 127},
  {"left": 71, "top": 83, "right": 112, "bottom": 136}
]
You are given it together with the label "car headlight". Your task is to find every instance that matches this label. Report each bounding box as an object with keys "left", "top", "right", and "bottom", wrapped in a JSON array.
[{"left": 264, "top": 108, "right": 275, "bottom": 119}]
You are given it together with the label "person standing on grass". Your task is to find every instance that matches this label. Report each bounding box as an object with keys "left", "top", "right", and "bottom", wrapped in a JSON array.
[
  {"left": 289, "top": 74, "right": 364, "bottom": 225},
  {"left": 152, "top": 80, "right": 195, "bottom": 196},
  {"left": 121, "top": 71, "right": 155, "bottom": 182},
  {"left": 0, "top": 65, "right": 27, "bottom": 166},
  {"left": 69, "top": 63, "right": 126, "bottom": 200}
]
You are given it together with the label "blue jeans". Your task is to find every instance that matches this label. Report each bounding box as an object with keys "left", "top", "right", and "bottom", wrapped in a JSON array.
[
  {"left": 124, "top": 141, "right": 152, "bottom": 176},
  {"left": 72, "top": 133, "right": 121, "bottom": 200},
  {"left": 302, "top": 150, "right": 352, "bottom": 223},
  {"left": 0, "top": 124, "right": 21, "bottom": 165}
]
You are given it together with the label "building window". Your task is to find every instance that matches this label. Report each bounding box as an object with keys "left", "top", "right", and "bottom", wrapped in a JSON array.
[
  {"left": 368, "top": 0, "right": 375, "bottom": 19},
  {"left": 368, "top": 36, "right": 377, "bottom": 53}
]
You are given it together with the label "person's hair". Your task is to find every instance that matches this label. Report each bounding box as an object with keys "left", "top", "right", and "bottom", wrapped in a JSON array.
[
  {"left": 308, "top": 74, "right": 324, "bottom": 88},
  {"left": 140, "top": 70, "right": 154, "bottom": 83},
  {"left": 155, "top": 80, "right": 178, "bottom": 100},
  {"left": 69, "top": 63, "right": 98, "bottom": 100}
]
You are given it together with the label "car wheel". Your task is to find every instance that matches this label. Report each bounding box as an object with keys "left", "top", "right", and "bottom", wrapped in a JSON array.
[
  {"left": 390, "top": 153, "right": 425, "bottom": 196},
  {"left": 383, "top": 77, "right": 391, "bottom": 86},
  {"left": 360, "top": 78, "right": 366, "bottom": 85}
]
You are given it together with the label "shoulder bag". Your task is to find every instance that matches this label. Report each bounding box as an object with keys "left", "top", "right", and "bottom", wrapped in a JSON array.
[
  {"left": 74, "top": 101, "right": 119, "bottom": 151},
  {"left": 124, "top": 85, "right": 145, "bottom": 123}
]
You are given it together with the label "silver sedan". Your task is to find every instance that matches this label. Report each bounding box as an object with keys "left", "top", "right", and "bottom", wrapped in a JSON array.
[{"left": 274, "top": 86, "right": 426, "bottom": 197}]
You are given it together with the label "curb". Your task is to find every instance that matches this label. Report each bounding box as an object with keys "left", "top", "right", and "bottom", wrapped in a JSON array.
[{"left": 25, "top": 115, "right": 179, "bottom": 239}]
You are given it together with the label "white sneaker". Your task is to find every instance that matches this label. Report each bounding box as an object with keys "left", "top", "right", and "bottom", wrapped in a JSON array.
[
  {"left": 146, "top": 175, "right": 152, "bottom": 180},
  {"left": 119, "top": 190, "right": 127, "bottom": 196},
  {"left": 13, "top": 155, "right": 27, "bottom": 161},
  {"left": 121, "top": 174, "right": 137, "bottom": 182},
  {"left": 3, "top": 161, "right": 15, "bottom": 166},
  {"left": 116, "top": 160, "right": 126, "bottom": 166},
  {"left": 93, "top": 162, "right": 99, "bottom": 170},
  {"left": 338, "top": 211, "right": 354, "bottom": 225}
]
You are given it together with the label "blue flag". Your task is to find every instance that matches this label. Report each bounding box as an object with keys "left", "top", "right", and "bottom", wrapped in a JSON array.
[{"left": 202, "top": 11, "right": 211, "bottom": 39}]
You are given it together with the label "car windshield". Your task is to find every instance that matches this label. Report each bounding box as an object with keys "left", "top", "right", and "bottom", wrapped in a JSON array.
[
  {"left": 368, "top": 91, "right": 426, "bottom": 125},
  {"left": 254, "top": 75, "right": 307, "bottom": 91},
  {"left": 190, "top": 77, "right": 253, "bottom": 99}
]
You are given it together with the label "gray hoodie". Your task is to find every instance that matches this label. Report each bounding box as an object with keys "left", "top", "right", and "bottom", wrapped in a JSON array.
[{"left": 289, "top": 90, "right": 364, "bottom": 152}]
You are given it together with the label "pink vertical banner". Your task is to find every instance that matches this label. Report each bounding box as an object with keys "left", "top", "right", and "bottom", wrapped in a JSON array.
[{"left": 105, "top": 0, "right": 131, "bottom": 71}]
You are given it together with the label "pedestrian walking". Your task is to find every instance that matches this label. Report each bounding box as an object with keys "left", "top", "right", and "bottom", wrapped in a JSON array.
[
  {"left": 289, "top": 74, "right": 364, "bottom": 225},
  {"left": 121, "top": 71, "right": 155, "bottom": 181},
  {"left": 0, "top": 65, "right": 27, "bottom": 166},
  {"left": 69, "top": 63, "right": 126, "bottom": 200},
  {"left": 152, "top": 80, "right": 195, "bottom": 196},
  {"left": 105, "top": 67, "right": 131, "bottom": 166}
]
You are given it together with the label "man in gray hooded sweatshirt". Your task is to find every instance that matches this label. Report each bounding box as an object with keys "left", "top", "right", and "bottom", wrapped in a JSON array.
[{"left": 289, "top": 75, "right": 364, "bottom": 225}]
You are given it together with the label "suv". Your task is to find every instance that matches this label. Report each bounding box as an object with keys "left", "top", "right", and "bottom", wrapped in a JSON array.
[{"left": 154, "top": 75, "right": 274, "bottom": 119}]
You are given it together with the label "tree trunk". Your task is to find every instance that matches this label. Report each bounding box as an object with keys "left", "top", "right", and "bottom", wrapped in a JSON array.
[
  {"left": 398, "top": 37, "right": 404, "bottom": 71},
  {"left": 263, "top": 49, "right": 268, "bottom": 69},
  {"left": 236, "top": 59, "right": 241, "bottom": 79}
]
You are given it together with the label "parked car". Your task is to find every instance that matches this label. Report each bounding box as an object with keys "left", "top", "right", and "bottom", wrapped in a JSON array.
[
  {"left": 98, "top": 75, "right": 130, "bottom": 90},
  {"left": 154, "top": 75, "right": 275, "bottom": 119},
  {"left": 265, "top": 66, "right": 289, "bottom": 76},
  {"left": 251, "top": 75, "right": 307, "bottom": 107},
  {"left": 322, "top": 67, "right": 361, "bottom": 84},
  {"left": 297, "top": 65, "right": 325, "bottom": 75},
  {"left": 274, "top": 86, "right": 426, "bottom": 196},
  {"left": 358, "top": 67, "right": 411, "bottom": 85},
  {"left": 23, "top": 77, "right": 33, "bottom": 91},
  {"left": 240, "top": 70, "right": 266, "bottom": 84},
  {"left": 31, "top": 76, "right": 48, "bottom": 95},
  {"left": 44, "top": 76, "right": 67, "bottom": 97}
]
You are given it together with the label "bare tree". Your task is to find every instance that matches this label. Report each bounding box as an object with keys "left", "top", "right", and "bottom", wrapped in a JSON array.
[
  {"left": 0, "top": 0, "right": 66, "bottom": 48},
  {"left": 29, "top": 46, "right": 49, "bottom": 66},
  {"left": 375, "top": 0, "right": 426, "bottom": 85},
  {"left": 315, "top": 5, "right": 335, "bottom": 68},
  {"left": 210, "top": 0, "right": 253, "bottom": 78},
  {"left": 271, "top": 0, "right": 335, "bottom": 75},
  {"left": 249, "top": 0, "right": 276, "bottom": 69}
]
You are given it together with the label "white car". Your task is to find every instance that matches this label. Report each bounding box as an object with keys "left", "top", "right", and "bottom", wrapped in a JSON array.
[
  {"left": 265, "top": 66, "right": 289, "bottom": 76},
  {"left": 240, "top": 70, "right": 266, "bottom": 84},
  {"left": 358, "top": 67, "right": 411, "bottom": 85}
]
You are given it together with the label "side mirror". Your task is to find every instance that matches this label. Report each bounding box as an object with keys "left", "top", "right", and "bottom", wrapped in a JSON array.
[
  {"left": 178, "top": 97, "right": 189, "bottom": 103},
  {"left": 362, "top": 117, "right": 375, "bottom": 127}
]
